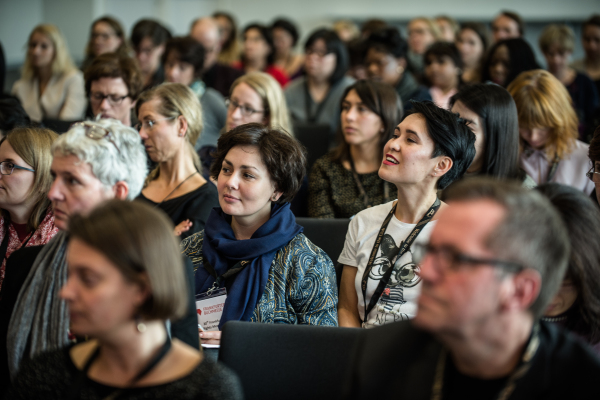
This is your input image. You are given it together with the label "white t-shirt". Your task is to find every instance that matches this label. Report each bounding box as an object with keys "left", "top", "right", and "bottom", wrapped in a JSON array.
[{"left": 338, "top": 200, "right": 436, "bottom": 329}]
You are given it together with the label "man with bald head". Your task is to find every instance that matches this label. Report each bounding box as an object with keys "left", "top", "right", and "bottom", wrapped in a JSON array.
[{"left": 190, "top": 17, "right": 243, "bottom": 97}]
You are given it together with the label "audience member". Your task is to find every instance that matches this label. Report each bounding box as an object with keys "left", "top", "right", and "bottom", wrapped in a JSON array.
[
  {"left": 509, "top": 70, "right": 594, "bottom": 194},
  {"left": 540, "top": 24, "right": 599, "bottom": 141},
  {"left": 308, "top": 80, "right": 401, "bottom": 218},
  {"left": 6, "top": 200, "right": 243, "bottom": 400},
  {"left": 162, "top": 37, "right": 227, "bottom": 152},
  {"left": 423, "top": 41, "right": 462, "bottom": 109},
  {"left": 0, "top": 98, "right": 31, "bottom": 138},
  {"left": 589, "top": 126, "right": 600, "bottom": 204},
  {"left": 333, "top": 20, "right": 360, "bottom": 43},
  {"left": 135, "top": 83, "right": 219, "bottom": 239},
  {"left": 338, "top": 101, "right": 475, "bottom": 328},
  {"left": 130, "top": 19, "right": 172, "bottom": 90},
  {"left": 571, "top": 15, "right": 600, "bottom": 94},
  {"left": 482, "top": 38, "right": 540, "bottom": 88},
  {"left": 213, "top": 11, "right": 241, "bottom": 65},
  {"left": 0, "top": 42, "right": 5, "bottom": 94},
  {"left": 406, "top": 17, "right": 440, "bottom": 79},
  {"left": 272, "top": 18, "right": 304, "bottom": 78},
  {"left": 350, "top": 178, "right": 600, "bottom": 399},
  {"left": 456, "top": 22, "right": 490, "bottom": 83},
  {"left": 435, "top": 15, "right": 459, "bottom": 42},
  {"left": 233, "top": 24, "right": 288, "bottom": 86},
  {"left": 537, "top": 183, "right": 600, "bottom": 354},
  {"left": 84, "top": 52, "right": 143, "bottom": 127},
  {"left": 12, "top": 25, "right": 86, "bottom": 122},
  {"left": 81, "top": 16, "right": 129, "bottom": 71},
  {"left": 190, "top": 17, "right": 243, "bottom": 98},
  {"left": 360, "top": 19, "right": 387, "bottom": 39},
  {"left": 182, "top": 124, "right": 338, "bottom": 346},
  {"left": 347, "top": 38, "right": 368, "bottom": 80},
  {"left": 285, "top": 28, "right": 353, "bottom": 137},
  {"left": 491, "top": 10, "right": 524, "bottom": 42},
  {"left": 365, "top": 28, "right": 431, "bottom": 113}
]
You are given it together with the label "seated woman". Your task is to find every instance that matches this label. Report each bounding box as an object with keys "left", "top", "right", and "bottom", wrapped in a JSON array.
[
  {"left": 482, "top": 38, "right": 540, "bottom": 88},
  {"left": 0, "top": 127, "right": 58, "bottom": 294},
  {"left": 423, "top": 42, "right": 462, "bottom": 110},
  {"left": 308, "top": 80, "right": 402, "bottom": 218},
  {"left": 537, "top": 183, "right": 600, "bottom": 354},
  {"left": 182, "top": 124, "right": 338, "bottom": 344},
  {"left": 271, "top": 18, "right": 304, "bottom": 78},
  {"left": 338, "top": 101, "right": 475, "bottom": 328},
  {"left": 449, "top": 83, "right": 535, "bottom": 187},
  {"left": 12, "top": 25, "right": 86, "bottom": 122},
  {"left": 213, "top": 11, "right": 242, "bottom": 65},
  {"left": 7, "top": 200, "right": 242, "bottom": 399},
  {"left": 163, "top": 37, "right": 227, "bottom": 153},
  {"left": 136, "top": 83, "right": 219, "bottom": 239},
  {"left": 81, "top": 16, "right": 129, "bottom": 71},
  {"left": 365, "top": 28, "right": 431, "bottom": 113},
  {"left": 509, "top": 70, "right": 594, "bottom": 194},
  {"left": 571, "top": 15, "right": 600, "bottom": 95},
  {"left": 456, "top": 22, "right": 490, "bottom": 84},
  {"left": 285, "top": 28, "right": 354, "bottom": 138},
  {"left": 406, "top": 17, "right": 440, "bottom": 79},
  {"left": 233, "top": 24, "right": 288, "bottom": 86},
  {"left": 130, "top": 19, "right": 172, "bottom": 90}
]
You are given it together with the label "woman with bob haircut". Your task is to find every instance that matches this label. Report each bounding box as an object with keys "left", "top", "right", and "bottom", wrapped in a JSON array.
[
  {"left": 338, "top": 101, "right": 475, "bottom": 328},
  {"left": 308, "top": 80, "right": 402, "bottom": 218},
  {"left": 271, "top": 18, "right": 304, "bottom": 78},
  {"left": 12, "top": 24, "right": 86, "bottom": 122},
  {"left": 482, "top": 38, "right": 540, "bottom": 88},
  {"left": 182, "top": 124, "right": 338, "bottom": 345},
  {"left": 136, "top": 83, "right": 219, "bottom": 239},
  {"left": 508, "top": 70, "right": 594, "bottom": 194},
  {"left": 456, "top": 22, "right": 490, "bottom": 84},
  {"left": 423, "top": 41, "right": 463, "bottom": 110},
  {"left": 81, "top": 16, "right": 130, "bottom": 71},
  {"left": 0, "top": 128, "right": 59, "bottom": 294},
  {"left": 537, "top": 183, "right": 600, "bottom": 354},
  {"left": 285, "top": 28, "right": 354, "bottom": 137},
  {"left": 7, "top": 200, "right": 243, "bottom": 399}
]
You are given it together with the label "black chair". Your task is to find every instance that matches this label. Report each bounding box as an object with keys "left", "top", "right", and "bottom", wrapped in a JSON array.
[
  {"left": 41, "top": 118, "right": 80, "bottom": 134},
  {"left": 293, "top": 122, "right": 332, "bottom": 172},
  {"left": 219, "top": 321, "right": 362, "bottom": 400}
]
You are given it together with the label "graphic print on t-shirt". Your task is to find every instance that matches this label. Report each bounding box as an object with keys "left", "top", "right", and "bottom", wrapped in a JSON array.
[{"left": 368, "top": 233, "right": 421, "bottom": 325}]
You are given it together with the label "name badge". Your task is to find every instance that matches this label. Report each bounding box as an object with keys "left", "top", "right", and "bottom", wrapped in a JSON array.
[{"left": 195, "top": 288, "right": 227, "bottom": 331}]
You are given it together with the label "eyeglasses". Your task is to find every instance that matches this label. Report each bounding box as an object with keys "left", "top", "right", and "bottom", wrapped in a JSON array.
[
  {"left": 412, "top": 242, "right": 524, "bottom": 275},
  {"left": 90, "top": 92, "right": 129, "bottom": 106},
  {"left": 305, "top": 48, "right": 331, "bottom": 58},
  {"left": 135, "top": 117, "right": 176, "bottom": 132},
  {"left": 91, "top": 32, "right": 116, "bottom": 41},
  {"left": 0, "top": 161, "right": 35, "bottom": 175},
  {"left": 74, "top": 122, "right": 121, "bottom": 154},
  {"left": 225, "top": 98, "right": 265, "bottom": 117},
  {"left": 586, "top": 166, "right": 600, "bottom": 183}
]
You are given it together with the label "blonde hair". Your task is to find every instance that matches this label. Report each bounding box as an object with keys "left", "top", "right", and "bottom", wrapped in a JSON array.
[
  {"left": 135, "top": 83, "right": 203, "bottom": 185},
  {"left": 539, "top": 24, "right": 575, "bottom": 54},
  {"left": 333, "top": 20, "right": 360, "bottom": 41},
  {"left": 507, "top": 69, "right": 578, "bottom": 160},
  {"left": 1, "top": 127, "right": 58, "bottom": 231},
  {"left": 409, "top": 17, "right": 442, "bottom": 39},
  {"left": 22, "top": 24, "right": 76, "bottom": 80},
  {"left": 230, "top": 72, "right": 294, "bottom": 135}
]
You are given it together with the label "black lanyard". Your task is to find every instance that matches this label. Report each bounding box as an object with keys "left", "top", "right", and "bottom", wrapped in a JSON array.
[
  {"left": 348, "top": 156, "right": 390, "bottom": 208},
  {"left": 203, "top": 258, "right": 249, "bottom": 294},
  {"left": 303, "top": 79, "right": 333, "bottom": 123},
  {"left": 361, "top": 198, "right": 441, "bottom": 323}
]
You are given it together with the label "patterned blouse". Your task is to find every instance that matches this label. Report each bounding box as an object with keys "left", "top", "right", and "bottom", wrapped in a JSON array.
[
  {"left": 308, "top": 153, "right": 395, "bottom": 218},
  {"left": 181, "top": 231, "right": 338, "bottom": 326}
]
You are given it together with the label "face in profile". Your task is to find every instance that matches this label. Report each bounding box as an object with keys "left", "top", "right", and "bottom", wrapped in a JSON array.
[
  {"left": 137, "top": 98, "right": 183, "bottom": 163},
  {"left": 91, "top": 21, "right": 122, "bottom": 57},
  {"left": 226, "top": 82, "right": 267, "bottom": 131},
  {"left": 0, "top": 140, "right": 36, "bottom": 216},
  {"left": 450, "top": 100, "right": 485, "bottom": 174},
  {"left": 28, "top": 31, "right": 55, "bottom": 70},
  {"left": 488, "top": 45, "right": 510, "bottom": 87}
]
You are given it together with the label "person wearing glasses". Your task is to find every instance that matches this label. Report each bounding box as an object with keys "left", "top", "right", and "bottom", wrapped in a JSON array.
[
  {"left": 81, "top": 16, "right": 130, "bottom": 72},
  {"left": 588, "top": 126, "right": 600, "bottom": 205},
  {"left": 84, "top": 52, "right": 143, "bottom": 127},
  {"left": 350, "top": 178, "right": 600, "bottom": 399},
  {"left": 12, "top": 24, "right": 86, "bottom": 123},
  {"left": 135, "top": 83, "right": 219, "bottom": 240},
  {"left": 338, "top": 101, "right": 475, "bottom": 328},
  {"left": 130, "top": 19, "right": 172, "bottom": 90},
  {"left": 509, "top": 70, "right": 594, "bottom": 195}
]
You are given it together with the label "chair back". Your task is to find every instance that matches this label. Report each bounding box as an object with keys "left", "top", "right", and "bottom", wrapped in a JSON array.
[{"left": 293, "top": 122, "right": 332, "bottom": 172}]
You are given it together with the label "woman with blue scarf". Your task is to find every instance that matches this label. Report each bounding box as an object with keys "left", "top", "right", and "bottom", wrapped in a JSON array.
[{"left": 181, "top": 123, "right": 338, "bottom": 345}]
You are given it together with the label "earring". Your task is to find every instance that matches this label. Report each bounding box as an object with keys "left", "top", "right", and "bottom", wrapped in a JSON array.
[
  {"left": 136, "top": 315, "right": 147, "bottom": 333},
  {"left": 396, "top": 65, "right": 405, "bottom": 75}
]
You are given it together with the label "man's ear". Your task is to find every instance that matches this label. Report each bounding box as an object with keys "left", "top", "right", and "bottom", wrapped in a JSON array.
[
  {"left": 113, "top": 181, "right": 130, "bottom": 200},
  {"left": 500, "top": 269, "right": 542, "bottom": 313}
]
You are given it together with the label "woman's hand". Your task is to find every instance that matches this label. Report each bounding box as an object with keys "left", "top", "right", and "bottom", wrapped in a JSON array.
[
  {"left": 174, "top": 219, "right": 193, "bottom": 236},
  {"left": 199, "top": 329, "right": 222, "bottom": 345}
]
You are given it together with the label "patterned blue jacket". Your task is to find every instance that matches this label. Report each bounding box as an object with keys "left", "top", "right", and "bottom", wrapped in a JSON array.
[{"left": 181, "top": 231, "right": 338, "bottom": 326}]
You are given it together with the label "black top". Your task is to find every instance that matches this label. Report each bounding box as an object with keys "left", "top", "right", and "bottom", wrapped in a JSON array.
[
  {"left": 203, "top": 62, "right": 244, "bottom": 98},
  {"left": 136, "top": 183, "right": 219, "bottom": 241},
  {"left": 5, "top": 345, "right": 242, "bottom": 400},
  {"left": 143, "top": 65, "right": 166, "bottom": 91}
]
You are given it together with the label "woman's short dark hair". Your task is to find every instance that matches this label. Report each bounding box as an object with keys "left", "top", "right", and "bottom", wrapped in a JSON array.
[
  {"left": 499, "top": 11, "right": 525, "bottom": 36},
  {"left": 366, "top": 27, "right": 408, "bottom": 60},
  {"left": 304, "top": 28, "right": 349, "bottom": 84},
  {"left": 131, "top": 19, "right": 172, "bottom": 49},
  {"left": 482, "top": 38, "right": 540, "bottom": 88},
  {"left": 210, "top": 123, "right": 307, "bottom": 203},
  {"left": 332, "top": 80, "right": 403, "bottom": 163},
  {"left": 536, "top": 183, "right": 600, "bottom": 344},
  {"left": 162, "top": 36, "right": 205, "bottom": 78},
  {"left": 347, "top": 38, "right": 367, "bottom": 68},
  {"left": 423, "top": 41, "right": 463, "bottom": 87},
  {"left": 589, "top": 126, "right": 600, "bottom": 163},
  {"left": 459, "top": 22, "right": 491, "bottom": 53},
  {"left": 449, "top": 83, "right": 521, "bottom": 180},
  {"left": 272, "top": 18, "right": 300, "bottom": 47},
  {"left": 405, "top": 101, "right": 476, "bottom": 189},
  {"left": 583, "top": 14, "right": 600, "bottom": 30},
  {"left": 84, "top": 53, "right": 143, "bottom": 101},
  {"left": 244, "top": 23, "right": 276, "bottom": 65}
]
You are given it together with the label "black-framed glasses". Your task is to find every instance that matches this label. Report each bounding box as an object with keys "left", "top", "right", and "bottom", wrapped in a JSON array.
[
  {"left": 0, "top": 161, "right": 35, "bottom": 175},
  {"left": 586, "top": 166, "right": 600, "bottom": 183},
  {"left": 135, "top": 117, "right": 176, "bottom": 132},
  {"left": 74, "top": 122, "right": 121, "bottom": 154},
  {"left": 89, "top": 92, "right": 129, "bottom": 106},
  {"left": 225, "top": 98, "right": 265, "bottom": 117},
  {"left": 412, "top": 242, "right": 524, "bottom": 275}
]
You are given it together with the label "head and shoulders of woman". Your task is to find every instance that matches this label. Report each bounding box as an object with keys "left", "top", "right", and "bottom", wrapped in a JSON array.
[
  {"left": 482, "top": 37, "right": 539, "bottom": 88},
  {"left": 83, "top": 16, "right": 130, "bottom": 66}
]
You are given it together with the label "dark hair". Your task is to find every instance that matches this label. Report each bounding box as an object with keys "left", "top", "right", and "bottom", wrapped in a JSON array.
[
  {"left": 589, "top": 126, "right": 600, "bottom": 163},
  {"left": 583, "top": 14, "right": 600, "bottom": 31},
  {"left": 423, "top": 41, "right": 463, "bottom": 88},
  {"left": 163, "top": 36, "right": 205, "bottom": 78},
  {"left": 482, "top": 38, "right": 540, "bottom": 88},
  {"left": 213, "top": 11, "right": 238, "bottom": 51},
  {"left": 497, "top": 10, "right": 525, "bottom": 36},
  {"left": 366, "top": 27, "right": 408, "bottom": 59},
  {"left": 536, "top": 183, "right": 600, "bottom": 344},
  {"left": 84, "top": 53, "right": 144, "bottom": 101},
  {"left": 210, "top": 123, "right": 307, "bottom": 203},
  {"left": 361, "top": 19, "right": 387, "bottom": 37},
  {"left": 405, "top": 101, "right": 476, "bottom": 189},
  {"left": 347, "top": 38, "right": 367, "bottom": 68},
  {"left": 272, "top": 18, "right": 300, "bottom": 47},
  {"left": 0, "top": 97, "right": 31, "bottom": 135},
  {"left": 243, "top": 23, "right": 276, "bottom": 65},
  {"left": 304, "top": 28, "right": 349, "bottom": 84},
  {"left": 131, "top": 19, "right": 172, "bottom": 49},
  {"left": 449, "top": 83, "right": 521, "bottom": 180},
  {"left": 459, "top": 22, "right": 490, "bottom": 53},
  {"left": 332, "top": 80, "right": 403, "bottom": 163}
]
